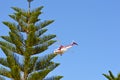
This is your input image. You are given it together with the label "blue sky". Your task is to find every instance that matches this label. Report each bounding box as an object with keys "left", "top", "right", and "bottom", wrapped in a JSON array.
[{"left": 1, "top": 0, "right": 120, "bottom": 80}]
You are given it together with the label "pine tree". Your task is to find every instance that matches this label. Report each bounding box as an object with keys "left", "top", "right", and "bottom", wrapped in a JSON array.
[
  {"left": 103, "top": 71, "right": 120, "bottom": 80},
  {"left": 0, "top": 0, "right": 63, "bottom": 80}
]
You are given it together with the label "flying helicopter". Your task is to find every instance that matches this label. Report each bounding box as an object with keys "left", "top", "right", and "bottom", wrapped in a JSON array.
[{"left": 53, "top": 41, "right": 78, "bottom": 56}]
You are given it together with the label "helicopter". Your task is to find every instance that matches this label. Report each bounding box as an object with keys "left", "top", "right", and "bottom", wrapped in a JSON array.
[{"left": 53, "top": 41, "right": 78, "bottom": 56}]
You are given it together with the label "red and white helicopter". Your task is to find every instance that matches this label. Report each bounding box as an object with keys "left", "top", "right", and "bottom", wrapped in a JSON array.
[{"left": 54, "top": 41, "right": 78, "bottom": 56}]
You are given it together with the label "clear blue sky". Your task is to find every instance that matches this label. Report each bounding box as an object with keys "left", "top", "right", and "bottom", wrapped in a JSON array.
[{"left": 0, "top": 0, "right": 120, "bottom": 80}]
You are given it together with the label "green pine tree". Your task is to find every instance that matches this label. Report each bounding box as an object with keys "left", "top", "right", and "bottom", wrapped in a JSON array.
[
  {"left": 0, "top": 0, "right": 63, "bottom": 80},
  {"left": 103, "top": 71, "right": 120, "bottom": 80}
]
